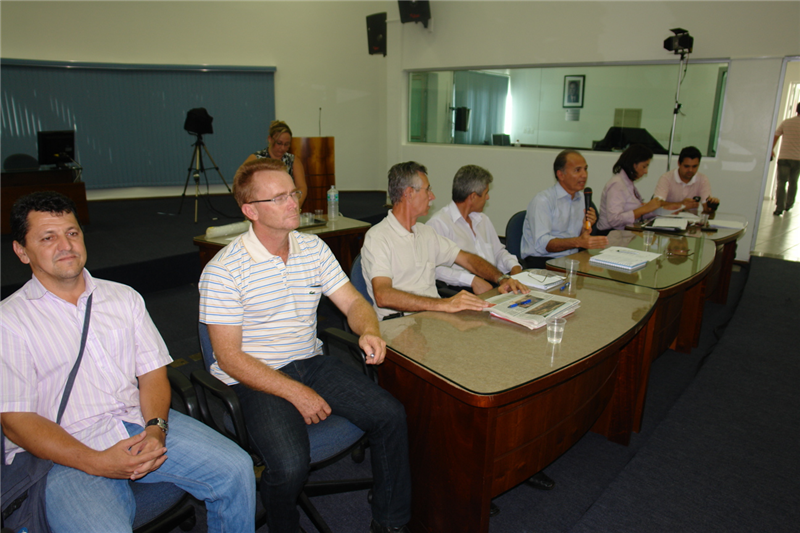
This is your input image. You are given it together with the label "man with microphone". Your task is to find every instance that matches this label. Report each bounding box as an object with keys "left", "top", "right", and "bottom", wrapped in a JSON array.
[{"left": 521, "top": 150, "right": 608, "bottom": 269}]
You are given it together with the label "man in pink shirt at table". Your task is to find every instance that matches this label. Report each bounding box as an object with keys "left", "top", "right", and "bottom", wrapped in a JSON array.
[{"left": 653, "top": 146, "right": 720, "bottom": 214}]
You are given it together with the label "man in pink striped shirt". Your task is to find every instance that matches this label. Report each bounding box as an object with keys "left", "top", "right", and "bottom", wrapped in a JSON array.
[{"left": 1, "top": 192, "right": 255, "bottom": 532}]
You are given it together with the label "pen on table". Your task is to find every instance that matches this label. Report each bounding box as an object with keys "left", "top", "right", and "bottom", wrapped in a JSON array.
[
  {"left": 509, "top": 299, "right": 532, "bottom": 308},
  {"left": 560, "top": 282, "right": 570, "bottom": 291}
]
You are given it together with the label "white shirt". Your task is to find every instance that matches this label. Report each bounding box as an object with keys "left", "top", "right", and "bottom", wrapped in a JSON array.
[
  {"left": 426, "top": 201, "right": 520, "bottom": 287},
  {"left": 361, "top": 210, "right": 460, "bottom": 320}
]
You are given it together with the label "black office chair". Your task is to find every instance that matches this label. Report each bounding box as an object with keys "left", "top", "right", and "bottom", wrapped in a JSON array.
[
  {"left": 0, "top": 368, "right": 196, "bottom": 533},
  {"left": 505, "top": 210, "right": 526, "bottom": 262},
  {"left": 192, "top": 323, "right": 373, "bottom": 533},
  {"left": 588, "top": 200, "right": 609, "bottom": 236},
  {"left": 2, "top": 154, "right": 39, "bottom": 171}
]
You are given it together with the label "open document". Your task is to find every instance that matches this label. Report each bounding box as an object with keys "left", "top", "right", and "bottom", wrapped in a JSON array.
[
  {"left": 484, "top": 291, "right": 580, "bottom": 330},
  {"left": 589, "top": 246, "right": 661, "bottom": 272}
]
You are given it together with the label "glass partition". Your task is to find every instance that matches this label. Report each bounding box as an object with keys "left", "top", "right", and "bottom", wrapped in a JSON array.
[{"left": 408, "top": 61, "right": 728, "bottom": 156}]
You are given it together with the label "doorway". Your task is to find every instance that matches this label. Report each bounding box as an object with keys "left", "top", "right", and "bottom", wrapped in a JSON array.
[{"left": 752, "top": 58, "right": 800, "bottom": 262}]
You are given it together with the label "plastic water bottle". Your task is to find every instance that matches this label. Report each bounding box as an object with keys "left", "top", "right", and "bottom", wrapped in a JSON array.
[{"left": 327, "top": 185, "right": 339, "bottom": 220}]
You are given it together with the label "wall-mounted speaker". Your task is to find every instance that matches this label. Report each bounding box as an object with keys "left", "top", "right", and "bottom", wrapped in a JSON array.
[
  {"left": 398, "top": 1, "right": 431, "bottom": 28},
  {"left": 366, "top": 13, "right": 387, "bottom": 56}
]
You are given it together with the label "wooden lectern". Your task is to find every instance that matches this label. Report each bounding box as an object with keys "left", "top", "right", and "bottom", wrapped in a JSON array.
[{"left": 290, "top": 137, "right": 335, "bottom": 214}]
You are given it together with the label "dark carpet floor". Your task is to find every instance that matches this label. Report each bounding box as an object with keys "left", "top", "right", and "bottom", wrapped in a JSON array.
[{"left": 570, "top": 256, "right": 800, "bottom": 533}]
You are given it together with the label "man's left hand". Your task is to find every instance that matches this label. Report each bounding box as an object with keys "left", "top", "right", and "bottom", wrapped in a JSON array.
[
  {"left": 129, "top": 426, "right": 168, "bottom": 479},
  {"left": 359, "top": 333, "right": 387, "bottom": 365},
  {"left": 498, "top": 278, "right": 528, "bottom": 295},
  {"left": 682, "top": 198, "right": 700, "bottom": 209}
]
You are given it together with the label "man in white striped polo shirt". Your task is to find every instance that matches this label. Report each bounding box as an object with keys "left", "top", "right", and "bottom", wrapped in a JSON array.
[
  {"left": 199, "top": 159, "right": 411, "bottom": 533},
  {"left": 1, "top": 192, "right": 255, "bottom": 532}
]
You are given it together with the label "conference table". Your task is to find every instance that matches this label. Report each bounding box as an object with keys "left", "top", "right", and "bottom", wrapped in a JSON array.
[
  {"left": 547, "top": 230, "right": 716, "bottom": 441},
  {"left": 192, "top": 215, "right": 370, "bottom": 273},
  {"left": 378, "top": 277, "right": 659, "bottom": 533},
  {"left": 625, "top": 213, "right": 747, "bottom": 304}
]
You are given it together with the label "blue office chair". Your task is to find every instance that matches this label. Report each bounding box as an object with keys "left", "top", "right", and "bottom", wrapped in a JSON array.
[
  {"left": 192, "top": 323, "right": 373, "bottom": 532},
  {"left": 0, "top": 369, "right": 196, "bottom": 533},
  {"left": 350, "top": 253, "right": 373, "bottom": 306},
  {"left": 505, "top": 210, "right": 527, "bottom": 262}
]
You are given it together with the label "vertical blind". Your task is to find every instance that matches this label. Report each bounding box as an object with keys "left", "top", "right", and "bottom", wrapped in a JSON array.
[{"left": 1, "top": 60, "right": 276, "bottom": 189}]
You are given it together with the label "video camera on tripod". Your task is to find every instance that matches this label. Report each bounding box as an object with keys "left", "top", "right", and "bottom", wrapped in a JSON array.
[{"left": 178, "top": 108, "right": 232, "bottom": 222}]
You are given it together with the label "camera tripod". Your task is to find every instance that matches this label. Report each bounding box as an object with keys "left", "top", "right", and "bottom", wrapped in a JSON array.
[{"left": 178, "top": 134, "right": 232, "bottom": 223}]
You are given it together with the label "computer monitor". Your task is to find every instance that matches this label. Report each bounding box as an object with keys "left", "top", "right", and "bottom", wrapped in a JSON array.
[
  {"left": 492, "top": 134, "right": 511, "bottom": 146},
  {"left": 38, "top": 130, "right": 75, "bottom": 167}
]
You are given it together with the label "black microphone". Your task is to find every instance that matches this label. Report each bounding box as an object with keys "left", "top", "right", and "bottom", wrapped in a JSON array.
[{"left": 583, "top": 187, "right": 593, "bottom": 231}]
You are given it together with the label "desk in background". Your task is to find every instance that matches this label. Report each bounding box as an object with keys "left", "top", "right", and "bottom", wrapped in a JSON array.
[
  {"left": 1, "top": 168, "right": 89, "bottom": 234},
  {"left": 193, "top": 215, "right": 370, "bottom": 274},
  {"left": 378, "top": 277, "right": 658, "bottom": 533}
]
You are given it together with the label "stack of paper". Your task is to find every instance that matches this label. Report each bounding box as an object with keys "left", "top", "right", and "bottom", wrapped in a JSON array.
[
  {"left": 511, "top": 270, "right": 565, "bottom": 291},
  {"left": 709, "top": 219, "right": 746, "bottom": 230},
  {"left": 651, "top": 217, "right": 689, "bottom": 231},
  {"left": 589, "top": 246, "right": 661, "bottom": 272}
]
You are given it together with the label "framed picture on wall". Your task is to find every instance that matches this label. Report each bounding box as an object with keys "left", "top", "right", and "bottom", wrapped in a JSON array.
[{"left": 563, "top": 75, "right": 585, "bottom": 108}]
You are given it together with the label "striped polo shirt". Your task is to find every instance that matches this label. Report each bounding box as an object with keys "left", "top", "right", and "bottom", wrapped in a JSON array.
[{"left": 199, "top": 226, "right": 348, "bottom": 385}]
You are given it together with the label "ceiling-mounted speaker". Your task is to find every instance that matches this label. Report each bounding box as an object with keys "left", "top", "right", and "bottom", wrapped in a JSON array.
[
  {"left": 367, "top": 13, "right": 387, "bottom": 56},
  {"left": 398, "top": 1, "right": 431, "bottom": 28}
]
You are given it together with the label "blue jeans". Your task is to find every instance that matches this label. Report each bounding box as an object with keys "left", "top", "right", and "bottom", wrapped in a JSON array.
[
  {"left": 232, "top": 354, "right": 411, "bottom": 533},
  {"left": 45, "top": 409, "right": 255, "bottom": 533}
]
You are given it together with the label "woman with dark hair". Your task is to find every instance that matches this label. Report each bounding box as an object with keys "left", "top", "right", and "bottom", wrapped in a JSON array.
[
  {"left": 597, "top": 144, "right": 680, "bottom": 231},
  {"left": 239, "top": 120, "right": 308, "bottom": 207}
]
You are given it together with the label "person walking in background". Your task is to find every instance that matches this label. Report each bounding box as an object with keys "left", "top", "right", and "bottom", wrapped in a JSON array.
[{"left": 772, "top": 103, "right": 800, "bottom": 216}]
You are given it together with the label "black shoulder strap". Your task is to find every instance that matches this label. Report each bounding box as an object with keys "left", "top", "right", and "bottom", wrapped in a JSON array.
[{"left": 55, "top": 293, "right": 93, "bottom": 425}]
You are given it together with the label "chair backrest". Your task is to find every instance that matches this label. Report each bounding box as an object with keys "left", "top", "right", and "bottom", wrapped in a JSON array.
[
  {"left": 194, "top": 323, "right": 367, "bottom": 466},
  {"left": 198, "top": 322, "right": 216, "bottom": 372},
  {"left": 350, "top": 253, "right": 373, "bottom": 306},
  {"left": 3, "top": 153, "right": 39, "bottom": 171},
  {"left": 505, "top": 210, "right": 527, "bottom": 261}
]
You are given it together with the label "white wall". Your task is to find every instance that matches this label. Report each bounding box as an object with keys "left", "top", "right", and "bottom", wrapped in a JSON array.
[
  {"left": 3, "top": 1, "right": 800, "bottom": 260},
  {"left": 388, "top": 1, "right": 800, "bottom": 261},
  {"left": 0, "top": 1, "right": 388, "bottom": 191}
]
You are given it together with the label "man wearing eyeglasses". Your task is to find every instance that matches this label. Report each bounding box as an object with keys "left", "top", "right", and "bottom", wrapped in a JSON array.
[
  {"left": 198, "top": 159, "right": 411, "bottom": 533},
  {"left": 361, "top": 161, "right": 527, "bottom": 321}
]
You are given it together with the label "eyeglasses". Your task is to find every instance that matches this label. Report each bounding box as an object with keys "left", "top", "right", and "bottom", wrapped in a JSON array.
[
  {"left": 412, "top": 184, "right": 433, "bottom": 194},
  {"left": 247, "top": 189, "right": 302, "bottom": 206}
]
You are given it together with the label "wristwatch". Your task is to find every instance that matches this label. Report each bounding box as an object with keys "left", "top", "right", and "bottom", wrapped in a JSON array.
[
  {"left": 495, "top": 274, "right": 512, "bottom": 285},
  {"left": 146, "top": 417, "right": 169, "bottom": 436}
]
